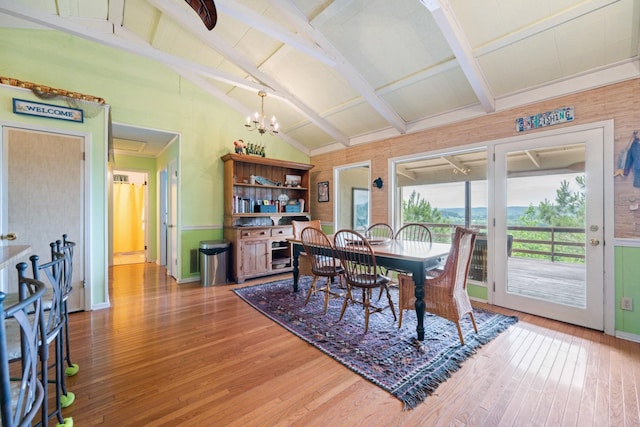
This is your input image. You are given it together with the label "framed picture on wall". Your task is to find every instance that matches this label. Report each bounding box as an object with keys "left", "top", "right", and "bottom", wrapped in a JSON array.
[{"left": 318, "top": 181, "right": 330, "bottom": 202}]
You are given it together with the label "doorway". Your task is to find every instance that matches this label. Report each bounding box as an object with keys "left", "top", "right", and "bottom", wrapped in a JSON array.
[
  {"left": 109, "top": 123, "right": 179, "bottom": 278},
  {"left": 494, "top": 127, "right": 605, "bottom": 330},
  {"left": 112, "top": 169, "right": 148, "bottom": 265},
  {"left": 334, "top": 162, "right": 371, "bottom": 232},
  {"left": 1, "top": 126, "right": 86, "bottom": 311}
]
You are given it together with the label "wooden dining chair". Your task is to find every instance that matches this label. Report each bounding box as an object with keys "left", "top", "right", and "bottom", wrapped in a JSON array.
[
  {"left": 0, "top": 269, "right": 46, "bottom": 427},
  {"left": 394, "top": 223, "right": 432, "bottom": 243},
  {"left": 291, "top": 220, "right": 322, "bottom": 279},
  {"left": 397, "top": 226, "right": 479, "bottom": 345},
  {"left": 300, "top": 227, "right": 345, "bottom": 314},
  {"left": 334, "top": 229, "right": 396, "bottom": 333},
  {"left": 365, "top": 223, "right": 394, "bottom": 239},
  {"left": 377, "top": 223, "right": 433, "bottom": 298}
]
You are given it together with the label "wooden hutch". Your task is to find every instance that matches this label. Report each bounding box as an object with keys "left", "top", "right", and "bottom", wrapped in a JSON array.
[{"left": 221, "top": 153, "right": 313, "bottom": 283}]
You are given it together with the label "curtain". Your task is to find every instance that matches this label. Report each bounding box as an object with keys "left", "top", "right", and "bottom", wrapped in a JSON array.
[{"left": 113, "top": 183, "right": 145, "bottom": 253}]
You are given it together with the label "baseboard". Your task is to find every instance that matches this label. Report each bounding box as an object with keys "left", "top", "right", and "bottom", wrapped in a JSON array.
[
  {"left": 91, "top": 302, "right": 111, "bottom": 311},
  {"left": 615, "top": 330, "right": 640, "bottom": 343},
  {"left": 177, "top": 276, "right": 201, "bottom": 284}
]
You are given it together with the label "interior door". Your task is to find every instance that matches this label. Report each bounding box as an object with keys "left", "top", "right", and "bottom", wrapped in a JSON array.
[
  {"left": 168, "top": 159, "right": 178, "bottom": 279},
  {"left": 493, "top": 128, "right": 604, "bottom": 330},
  {"left": 1, "top": 127, "right": 85, "bottom": 311},
  {"left": 158, "top": 168, "right": 168, "bottom": 267}
]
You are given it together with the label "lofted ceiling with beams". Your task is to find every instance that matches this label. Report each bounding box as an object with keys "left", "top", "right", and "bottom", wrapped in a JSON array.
[{"left": 0, "top": 0, "right": 638, "bottom": 157}]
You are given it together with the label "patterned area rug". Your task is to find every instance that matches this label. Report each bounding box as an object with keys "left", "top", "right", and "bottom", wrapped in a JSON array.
[{"left": 233, "top": 277, "right": 518, "bottom": 409}]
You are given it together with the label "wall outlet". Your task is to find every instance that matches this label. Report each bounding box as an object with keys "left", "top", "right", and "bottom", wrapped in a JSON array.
[{"left": 621, "top": 297, "right": 633, "bottom": 311}]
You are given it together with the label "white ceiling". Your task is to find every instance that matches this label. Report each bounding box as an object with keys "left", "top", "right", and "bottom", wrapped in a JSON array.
[{"left": 0, "top": 0, "right": 638, "bottom": 157}]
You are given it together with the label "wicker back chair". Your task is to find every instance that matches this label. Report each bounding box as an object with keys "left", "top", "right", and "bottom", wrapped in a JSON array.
[
  {"left": 365, "top": 223, "right": 394, "bottom": 239},
  {"left": 291, "top": 220, "right": 322, "bottom": 279},
  {"left": 398, "top": 226, "right": 479, "bottom": 345},
  {"left": 334, "top": 229, "right": 396, "bottom": 333},
  {"left": 300, "top": 227, "right": 345, "bottom": 313}
]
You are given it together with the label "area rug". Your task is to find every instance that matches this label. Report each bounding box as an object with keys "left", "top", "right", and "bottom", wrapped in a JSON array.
[{"left": 233, "top": 277, "right": 518, "bottom": 409}]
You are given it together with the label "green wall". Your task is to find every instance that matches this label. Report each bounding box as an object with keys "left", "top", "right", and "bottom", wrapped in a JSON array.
[
  {"left": 0, "top": 28, "right": 309, "bottom": 302},
  {"left": 614, "top": 245, "right": 640, "bottom": 335}
]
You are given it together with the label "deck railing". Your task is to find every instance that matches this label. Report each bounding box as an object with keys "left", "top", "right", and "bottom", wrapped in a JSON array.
[{"left": 421, "top": 223, "right": 586, "bottom": 263}]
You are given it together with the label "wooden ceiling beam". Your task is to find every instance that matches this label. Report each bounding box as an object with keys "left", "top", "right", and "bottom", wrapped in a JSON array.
[
  {"left": 0, "top": 1, "right": 261, "bottom": 91},
  {"left": 215, "top": 0, "right": 335, "bottom": 67},
  {"left": 269, "top": 0, "right": 407, "bottom": 136},
  {"left": 421, "top": 0, "right": 495, "bottom": 113},
  {"left": 442, "top": 155, "right": 470, "bottom": 175},
  {"left": 148, "top": 0, "right": 349, "bottom": 146}
]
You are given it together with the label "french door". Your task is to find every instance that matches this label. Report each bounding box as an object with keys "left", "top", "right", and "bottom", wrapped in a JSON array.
[{"left": 493, "top": 127, "right": 604, "bottom": 330}]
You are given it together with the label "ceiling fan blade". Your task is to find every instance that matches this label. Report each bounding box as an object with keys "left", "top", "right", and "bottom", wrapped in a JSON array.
[{"left": 184, "top": 0, "right": 217, "bottom": 30}]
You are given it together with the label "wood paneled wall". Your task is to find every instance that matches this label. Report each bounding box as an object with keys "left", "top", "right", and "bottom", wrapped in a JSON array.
[{"left": 310, "top": 78, "right": 640, "bottom": 237}]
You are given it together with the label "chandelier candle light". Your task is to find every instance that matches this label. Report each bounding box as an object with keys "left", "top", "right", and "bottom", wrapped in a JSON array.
[{"left": 245, "top": 91, "right": 279, "bottom": 136}]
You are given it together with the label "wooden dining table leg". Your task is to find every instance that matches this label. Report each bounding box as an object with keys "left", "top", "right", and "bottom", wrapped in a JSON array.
[
  {"left": 413, "top": 262, "right": 427, "bottom": 341},
  {"left": 292, "top": 243, "right": 301, "bottom": 292}
]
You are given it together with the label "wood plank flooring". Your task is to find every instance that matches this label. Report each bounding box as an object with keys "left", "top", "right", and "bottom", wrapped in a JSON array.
[{"left": 61, "top": 263, "right": 640, "bottom": 426}]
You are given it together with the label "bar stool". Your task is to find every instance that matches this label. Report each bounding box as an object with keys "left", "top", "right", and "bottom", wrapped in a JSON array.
[
  {"left": 29, "top": 249, "right": 74, "bottom": 427},
  {"left": 56, "top": 235, "right": 79, "bottom": 377},
  {"left": 0, "top": 267, "right": 46, "bottom": 427}
]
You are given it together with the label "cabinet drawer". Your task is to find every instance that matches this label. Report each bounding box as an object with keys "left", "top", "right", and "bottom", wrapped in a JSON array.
[
  {"left": 271, "top": 226, "right": 293, "bottom": 238},
  {"left": 240, "top": 228, "right": 270, "bottom": 239}
]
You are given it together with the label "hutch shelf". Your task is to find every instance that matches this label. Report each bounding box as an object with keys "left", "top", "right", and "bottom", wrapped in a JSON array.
[{"left": 221, "top": 153, "right": 313, "bottom": 283}]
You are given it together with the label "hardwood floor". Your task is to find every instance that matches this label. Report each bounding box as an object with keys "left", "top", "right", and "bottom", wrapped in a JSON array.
[{"left": 62, "top": 263, "right": 640, "bottom": 426}]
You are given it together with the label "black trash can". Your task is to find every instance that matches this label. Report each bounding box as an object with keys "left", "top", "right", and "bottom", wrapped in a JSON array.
[{"left": 199, "top": 240, "right": 230, "bottom": 286}]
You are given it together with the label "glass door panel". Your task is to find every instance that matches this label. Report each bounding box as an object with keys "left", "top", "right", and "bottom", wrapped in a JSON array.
[{"left": 494, "top": 128, "right": 604, "bottom": 330}]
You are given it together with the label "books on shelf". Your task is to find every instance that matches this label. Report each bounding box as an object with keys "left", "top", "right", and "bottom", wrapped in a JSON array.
[{"left": 233, "top": 196, "right": 254, "bottom": 214}]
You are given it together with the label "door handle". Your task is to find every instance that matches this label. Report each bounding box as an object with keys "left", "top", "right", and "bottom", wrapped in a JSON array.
[
  {"left": 590, "top": 238, "right": 600, "bottom": 246},
  {"left": 1, "top": 233, "right": 17, "bottom": 241}
]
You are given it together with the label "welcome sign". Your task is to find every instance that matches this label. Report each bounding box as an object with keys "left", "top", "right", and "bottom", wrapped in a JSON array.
[{"left": 13, "top": 98, "right": 83, "bottom": 123}]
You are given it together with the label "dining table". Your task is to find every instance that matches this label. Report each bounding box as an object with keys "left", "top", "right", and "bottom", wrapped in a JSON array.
[{"left": 289, "top": 236, "right": 451, "bottom": 341}]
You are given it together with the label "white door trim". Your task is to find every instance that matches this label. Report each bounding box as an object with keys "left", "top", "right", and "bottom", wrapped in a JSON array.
[
  {"left": 0, "top": 121, "right": 92, "bottom": 311},
  {"left": 168, "top": 159, "right": 179, "bottom": 279},
  {"left": 333, "top": 160, "right": 372, "bottom": 231},
  {"left": 485, "top": 120, "right": 614, "bottom": 334},
  {"left": 158, "top": 168, "right": 168, "bottom": 267}
]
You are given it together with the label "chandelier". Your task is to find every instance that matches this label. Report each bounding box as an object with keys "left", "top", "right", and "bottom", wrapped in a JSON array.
[{"left": 244, "top": 91, "right": 279, "bottom": 136}]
